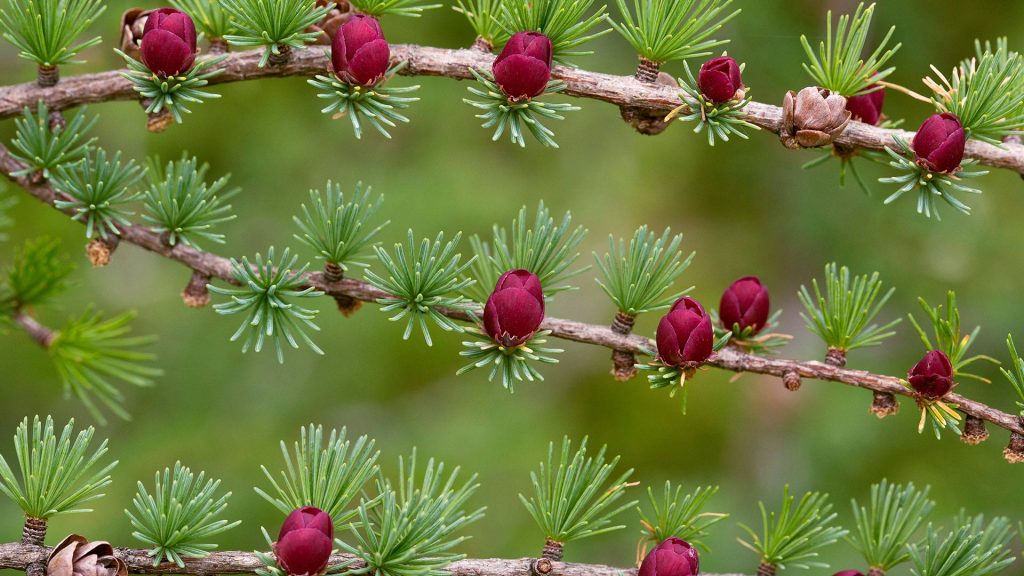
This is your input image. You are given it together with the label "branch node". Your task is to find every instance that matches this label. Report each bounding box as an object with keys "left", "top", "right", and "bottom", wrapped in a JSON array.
[
  {"left": 208, "top": 38, "right": 230, "bottom": 55},
  {"left": 783, "top": 370, "right": 801, "bottom": 391},
  {"left": 540, "top": 538, "right": 563, "bottom": 562},
  {"left": 145, "top": 107, "right": 174, "bottom": 133},
  {"left": 471, "top": 36, "right": 493, "bottom": 53},
  {"left": 37, "top": 65, "right": 59, "bottom": 88},
  {"left": 634, "top": 58, "right": 661, "bottom": 83},
  {"left": 619, "top": 72, "right": 677, "bottom": 136},
  {"left": 610, "top": 312, "right": 638, "bottom": 381},
  {"left": 960, "top": 414, "right": 989, "bottom": 445},
  {"left": 1004, "top": 425, "right": 1024, "bottom": 463},
  {"left": 182, "top": 271, "right": 212, "bottom": 308},
  {"left": 869, "top": 391, "right": 899, "bottom": 418},
  {"left": 268, "top": 45, "right": 292, "bottom": 67},
  {"left": 756, "top": 561, "right": 776, "bottom": 576},
  {"left": 21, "top": 516, "right": 47, "bottom": 546},
  {"left": 531, "top": 558, "right": 553, "bottom": 576},
  {"left": 86, "top": 237, "right": 119, "bottom": 267},
  {"left": 824, "top": 347, "right": 847, "bottom": 367}
]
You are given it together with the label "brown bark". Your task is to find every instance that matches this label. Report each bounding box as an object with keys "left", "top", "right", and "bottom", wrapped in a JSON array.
[
  {"left": 20, "top": 518, "right": 46, "bottom": 547},
  {"left": 869, "top": 391, "right": 900, "bottom": 418},
  {"left": 14, "top": 314, "right": 55, "bottom": 348}
]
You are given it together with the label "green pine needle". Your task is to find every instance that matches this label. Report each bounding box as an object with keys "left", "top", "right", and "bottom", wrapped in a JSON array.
[
  {"left": 737, "top": 486, "right": 847, "bottom": 571},
  {"left": 2, "top": 236, "right": 73, "bottom": 311},
  {"left": 50, "top": 309, "right": 162, "bottom": 424},
  {"left": 293, "top": 181, "right": 389, "bottom": 272},
  {"left": 465, "top": 201, "right": 588, "bottom": 303},
  {"left": 0, "top": 415, "right": 117, "bottom": 519},
  {"left": 519, "top": 436, "right": 637, "bottom": 544},
  {"left": 117, "top": 51, "right": 227, "bottom": 123},
  {"left": 170, "top": 0, "right": 236, "bottom": 39},
  {"left": 497, "top": 0, "right": 611, "bottom": 64},
  {"left": 363, "top": 230, "right": 477, "bottom": 346},
  {"left": 798, "top": 262, "right": 900, "bottom": 353},
  {"left": 9, "top": 101, "right": 96, "bottom": 180},
  {"left": 0, "top": 0, "right": 105, "bottom": 66},
  {"left": 925, "top": 38, "right": 1024, "bottom": 145},
  {"left": 0, "top": 187, "right": 14, "bottom": 243},
  {"left": 848, "top": 480, "right": 934, "bottom": 572},
  {"left": 464, "top": 70, "right": 580, "bottom": 148},
  {"left": 907, "top": 516, "right": 1016, "bottom": 576},
  {"left": 142, "top": 153, "right": 239, "bottom": 250},
  {"left": 611, "top": 0, "right": 740, "bottom": 64},
  {"left": 908, "top": 291, "right": 999, "bottom": 383},
  {"left": 222, "top": 0, "right": 331, "bottom": 67},
  {"left": 879, "top": 137, "right": 987, "bottom": 219},
  {"left": 126, "top": 462, "right": 241, "bottom": 567},
  {"left": 457, "top": 328, "right": 563, "bottom": 391},
  {"left": 309, "top": 68, "right": 421, "bottom": 140},
  {"left": 1000, "top": 334, "right": 1024, "bottom": 416},
  {"left": 595, "top": 225, "right": 693, "bottom": 315},
  {"left": 799, "top": 2, "right": 900, "bottom": 96},
  {"left": 454, "top": 0, "right": 507, "bottom": 47},
  {"left": 210, "top": 246, "right": 324, "bottom": 363},
  {"left": 51, "top": 148, "right": 145, "bottom": 240},
  {"left": 638, "top": 481, "right": 727, "bottom": 552},
  {"left": 338, "top": 451, "right": 485, "bottom": 576},
  {"left": 255, "top": 424, "right": 380, "bottom": 527},
  {"left": 347, "top": 0, "right": 441, "bottom": 17}
]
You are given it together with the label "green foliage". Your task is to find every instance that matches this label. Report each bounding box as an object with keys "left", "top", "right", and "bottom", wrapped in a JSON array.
[
  {"left": 308, "top": 65, "right": 421, "bottom": 140},
  {"left": 519, "top": 436, "right": 636, "bottom": 544},
  {"left": 465, "top": 201, "right": 588, "bottom": 303},
  {"left": 170, "top": 0, "right": 236, "bottom": 39},
  {"left": 674, "top": 58, "right": 759, "bottom": 146},
  {"left": 798, "top": 262, "right": 900, "bottom": 353},
  {"left": 879, "top": 136, "right": 987, "bottom": 219},
  {"left": 293, "top": 181, "right": 388, "bottom": 272},
  {"left": 464, "top": 70, "right": 580, "bottom": 148},
  {"left": 126, "top": 462, "right": 241, "bottom": 567},
  {"left": 50, "top": 309, "right": 161, "bottom": 424},
  {"left": 611, "top": 0, "right": 739, "bottom": 64},
  {"left": 364, "top": 230, "right": 477, "bottom": 346},
  {"left": 117, "top": 51, "right": 226, "bottom": 124},
  {"left": 209, "top": 247, "right": 324, "bottom": 363},
  {"left": 0, "top": 415, "right": 116, "bottom": 518},
  {"left": 907, "top": 517, "right": 1016, "bottom": 576},
  {"left": 1, "top": 237, "right": 73, "bottom": 311},
  {"left": 255, "top": 424, "right": 379, "bottom": 526},
  {"left": 908, "top": 291, "right": 998, "bottom": 383},
  {"left": 0, "top": 0, "right": 105, "bottom": 66},
  {"left": 454, "top": 0, "right": 507, "bottom": 47},
  {"left": 637, "top": 481, "right": 727, "bottom": 551},
  {"left": 737, "top": 486, "right": 847, "bottom": 571},
  {"left": 338, "top": 451, "right": 485, "bottom": 576},
  {"left": 457, "top": 329, "right": 563, "bottom": 390},
  {"left": 347, "top": 0, "right": 441, "bottom": 17},
  {"left": 141, "top": 154, "right": 239, "bottom": 249},
  {"left": 0, "top": 187, "right": 13, "bottom": 242},
  {"left": 925, "top": 38, "right": 1024, "bottom": 145},
  {"left": 497, "top": 0, "right": 611, "bottom": 64},
  {"left": 595, "top": 225, "right": 692, "bottom": 315},
  {"left": 799, "top": 2, "right": 899, "bottom": 97},
  {"left": 1000, "top": 334, "right": 1024, "bottom": 416},
  {"left": 8, "top": 102, "right": 96, "bottom": 179},
  {"left": 848, "top": 480, "right": 934, "bottom": 572},
  {"left": 222, "top": 0, "right": 331, "bottom": 67},
  {"left": 51, "top": 148, "right": 145, "bottom": 240}
]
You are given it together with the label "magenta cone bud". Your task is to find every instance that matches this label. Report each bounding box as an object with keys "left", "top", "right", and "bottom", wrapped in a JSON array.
[
  {"left": 656, "top": 297, "right": 714, "bottom": 366},
  {"left": 697, "top": 56, "right": 743, "bottom": 103},
  {"left": 331, "top": 15, "right": 390, "bottom": 86},
  {"left": 638, "top": 538, "right": 700, "bottom": 576},
  {"left": 140, "top": 7, "right": 197, "bottom": 76},
  {"left": 492, "top": 31, "right": 553, "bottom": 100},
  {"left": 908, "top": 350, "right": 955, "bottom": 399},
  {"left": 275, "top": 507, "right": 333, "bottom": 576},
  {"left": 719, "top": 276, "right": 770, "bottom": 335},
  {"left": 483, "top": 269, "right": 545, "bottom": 347},
  {"left": 912, "top": 113, "right": 966, "bottom": 173},
  {"left": 845, "top": 85, "right": 884, "bottom": 125}
]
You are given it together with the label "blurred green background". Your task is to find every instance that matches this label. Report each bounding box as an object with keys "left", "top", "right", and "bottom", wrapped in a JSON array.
[{"left": 2, "top": 0, "right": 1024, "bottom": 573}]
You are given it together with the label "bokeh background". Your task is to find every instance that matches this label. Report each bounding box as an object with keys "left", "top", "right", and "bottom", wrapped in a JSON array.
[{"left": 2, "top": 0, "right": 1024, "bottom": 573}]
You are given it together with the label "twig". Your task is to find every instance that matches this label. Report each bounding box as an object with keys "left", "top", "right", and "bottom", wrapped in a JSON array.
[{"left": 0, "top": 45, "right": 1022, "bottom": 174}]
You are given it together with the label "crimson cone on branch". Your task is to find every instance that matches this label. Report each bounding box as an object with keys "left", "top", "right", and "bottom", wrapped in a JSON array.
[
  {"left": 139, "top": 8, "right": 197, "bottom": 77},
  {"left": 697, "top": 56, "right": 743, "bottom": 103},
  {"left": 274, "top": 507, "right": 334, "bottom": 576},
  {"left": 483, "top": 269, "right": 545, "bottom": 347},
  {"left": 845, "top": 85, "right": 885, "bottom": 125},
  {"left": 638, "top": 538, "right": 700, "bottom": 576},
  {"left": 656, "top": 296, "right": 714, "bottom": 366},
  {"left": 331, "top": 14, "right": 390, "bottom": 86},
  {"left": 719, "top": 276, "right": 769, "bottom": 335},
  {"left": 493, "top": 31, "right": 553, "bottom": 100},
  {"left": 912, "top": 113, "right": 966, "bottom": 174},
  {"left": 908, "top": 349, "right": 955, "bottom": 399}
]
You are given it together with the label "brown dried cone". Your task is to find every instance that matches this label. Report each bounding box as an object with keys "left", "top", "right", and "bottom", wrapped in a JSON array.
[
  {"left": 824, "top": 346, "right": 847, "bottom": 367},
  {"left": 1003, "top": 417, "right": 1024, "bottom": 463},
  {"left": 960, "top": 414, "right": 989, "bottom": 445},
  {"left": 322, "top": 262, "right": 362, "bottom": 317},
  {"left": 540, "top": 538, "right": 564, "bottom": 561},
  {"left": 37, "top": 65, "right": 59, "bottom": 88},
  {"left": 619, "top": 72, "right": 679, "bottom": 136},
  {"left": 119, "top": 8, "right": 154, "bottom": 61},
  {"left": 86, "top": 237, "right": 119, "bottom": 267},
  {"left": 21, "top": 516, "right": 47, "bottom": 545},
  {"left": 181, "top": 271, "right": 211, "bottom": 308},
  {"left": 609, "top": 311, "right": 637, "bottom": 381},
  {"left": 308, "top": 0, "right": 352, "bottom": 45},
  {"left": 783, "top": 370, "right": 801, "bottom": 391},
  {"left": 46, "top": 534, "right": 128, "bottom": 576},
  {"left": 870, "top": 390, "right": 899, "bottom": 418},
  {"left": 757, "top": 562, "right": 776, "bottom": 576},
  {"left": 779, "top": 87, "right": 851, "bottom": 149}
]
